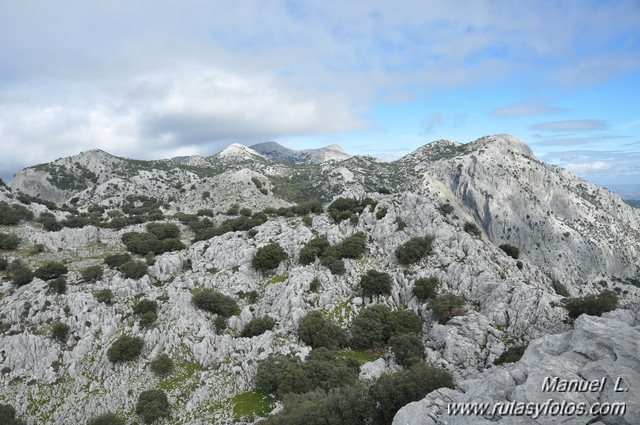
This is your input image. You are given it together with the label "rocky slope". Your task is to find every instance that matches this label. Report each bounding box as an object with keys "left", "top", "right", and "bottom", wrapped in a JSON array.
[{"left": 1, "top": 134, "right": 639, "bottom": 424}]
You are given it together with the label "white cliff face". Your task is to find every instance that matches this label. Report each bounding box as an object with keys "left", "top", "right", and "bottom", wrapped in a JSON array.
[
  {"left": 1, "top": 134, "right": 639, "bottom": 424},
  {"left": 393, "top": 310, "right": 640, "bottom": 425}
]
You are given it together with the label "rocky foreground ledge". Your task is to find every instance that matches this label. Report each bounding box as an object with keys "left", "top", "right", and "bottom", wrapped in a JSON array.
[{"left": 394, "top": 309, "right": 640, "bottom": 425}]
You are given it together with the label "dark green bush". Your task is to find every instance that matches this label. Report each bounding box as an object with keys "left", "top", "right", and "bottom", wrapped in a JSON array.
[
  {"left": 255, "top": 349, "right": 359, "bottom": 398},
  {"left": 192, "top": 289, "right": 238, "bottom": 318},
  {"left": 297, "top": 311, "right": 346, "bottom": 349},
  {"left": 81, "top": 265, "right": 104, "bottom": 283},
  {"left": 0, "top": 233, "right": 21, "bottom": 250},
  {"left": 368, "top": 364, "right": 454, "bottom": 424},
  {"left": 51, "top": 322, "right": 70, "bottom": 344},
  {"left": 118, "top": 260, "right": 148, "bottom": 279},
  {"left": 94, "top": 289, "right": 114, "bottom": 304},
  {"left": 351, "top": 305, "right": 392, "bottom": 349},
  {"left": 0, "top": 201, "right": 34, "bottom": 225},
  {"left": 146, "top": 222, "right": 180, "bottom": 240},
  {"left": 136, "top": 389, "right": 169, "bottom": 424},
  {"left": 499, "top": 244, "right": 520, "bottom": 259},
  {"left": 0, "top": 257, "right": 7, "bottom": 271},
  {"left": 494, "top": 344, "right": 527, "bottom": 365},
  {"left": 241, "top": 316, "right": 276, "bottom": 338},
  {"left": 87, "top": 412, "right": 125, "bottom": 425},
  {"left": 104, "top": 253, "right": 132, "bottom": 268},
  {"left": 34, "top": 261, "right": 68, "bottom": 280},
  {"left": 395, "top": 236, "right": 434, "bottom": 265},
  {"left": 376, "top": 207, "right": 388, "bottom": 220},
  {"left": 38, "top": 212, "right": 62, "bottom": 231},
  {"left": 360, "top": 270, "right": 392, "bottom": 298},
  {"left": 377, "top": 187, "right": 392, "bottom": 194},
  {"left": 328, "top": 198, "right": 365, "bottom": 222},
  {"left": 389, "top": 333, "right": 424, "bottom": 367},
  {"left": 336, "top": 232, "right": 367, "bottom": 259},
  {"left": 302, "top": 215, "right": 313, "bottom": 226},
  {"left": 0, "top": 403, "right": 26, "bottom": 425},
  {"left": 133, "top": 299, "right": 158, "bottom": 315},
  {"left": 107, "top": 335, "right": 144, "bottom": 363},
  {"left": 463, "top": 222, "right": 481, "bottom": 236},
  {"left": 430, "top": 293, "right": 466, "bottom": 324},
  {"left": 197, "top": 208, "right": 214, "bottom": 217},
  {"left": 320, "top": 250, "right": 346, "bottom": 275},
  {"left": 226, "top": 204, "right": 240, "bottom": 215},
  {"left": 139, "top": 311, "right": 158, "bottom": 326},
  {"left": 299, "top": 237, "right": 330, "bottom": 265},
  {"left": 413, "top": 277, "right": 438, "bottom": 301},
  {"left": 11, "top": 266, "right": 33, "bottom": 286},
  {"left": 150, "top": 354, "right": 174, "bottom": 377},
  {"left": 438, "top": 203, "right": 454, "bottom": 215},
  {"left": 564, "top": 290, "right": 618, "bottom": 319},
  {"left": 239, "top": 207, "right": 252, "bottom": 217},
  {"left": 122, "top": 232, "right": 163, "bottom": 255},
  {"left": 252, "top": 242, "right": 288, "bottom": 271},
  {"left": 389, "top": 309, "right": 423, "bottom": 336},
  {"left": 48, "top": 277, "right": 67, "bottom": 294}
]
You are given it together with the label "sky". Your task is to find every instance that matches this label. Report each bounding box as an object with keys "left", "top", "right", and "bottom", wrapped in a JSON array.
[{"left": 1, "top": 1, "right": 639, "bottom": 196}]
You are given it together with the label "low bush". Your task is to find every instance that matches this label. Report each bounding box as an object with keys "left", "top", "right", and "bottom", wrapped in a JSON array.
[
  {"left": 336, "top": 232, "right": 367, "bottom": 259},
  {"left": 149, "top": 354, "right": 174, "bottom": 377},
  {"left": 134, "top": 299, "right": 159, "bottom": 325},
  {"left": 0, "top": 257, "right": 7, "bottom": 271},
  {"left": 0, "top": 233, "right": 21, "bottom": 250},
  {"left": 252, "top": 242, "right": 288, "bottom": 272},
  {"left": 94, "top": 289, "right": 114, "bottom": 304},
  {"left": 328, "top": 197, "right": 365, "bottom": 222},
  {"left": 564, "top": 290, "right": 618, "bottom": 319},
  {"left": 87, "top": 413, "right": 125, "bottom": 425},
  {"left": 389, "top": 333, "right": 424, "bottom": 367},
  {"left": 11, "top": 266, "right": 33, "bottom": 286},
  {"left": 494, "top": 345, "right": 527, "bottom": 365},
  {"left": 299, "top": 237, "right": 330, "bottom": 265},
  {"left": 499, "top": 244, "right": 520, "bottom": 259},
  {"left": 38, "top": 212, "right": 62, "bottom": 231},
  {"left": 51, "top": 322, "right": 70, "bottom": 344},
  {"left": 0, "top": 403, "right": 26, "bottom": 425},
  {"left": 81, "top": 265, "right": 103, "bottom": 283},
  {"left": 413, "top": 277, "right": 438, "bottom": 301},
  {"left": 48, "top": 277, "right": 67, "bottom": 294},
  {"left": 376, "top": 207, "right": 388, "bottom": 219},
  {"left": 104, "top": 253, "right": 132, "bottom": 268},
  {"left": 389, "top": 309, "right": 423, "bottom": 336},
  {"left": 360, "top": 270, "right": 392, "bottom": 298},
  {"left": 118, "top": 260, "right": 148, "bottom": 279},
  {"left": 34, "top": 261, "right": 68, "bottom": 280},
  {"left": 297, "top": 311, "right": 346, "bottom": 349},
  {"left": 430, "top": 294, "right": 466, "bottom": 324},
  {"left": 241, "top": 316, "right": 276, "bottom": 338},
  {"left": 395, "top": 236, "right": 434, "bottom": 265},
  {"left": 0, "top": 201, "right": 34, "bottom": 225},
  {"left": 146, "top": 222, "right": 180, "bottom": 240},
  {"left": 136, "top": 389, "right": 170, "bottom": 424},
  {"left": 192, "top": 289, "right": 238, "bottom": 318},
  {"left": 463, "top": 222, "right": 481, "bottom": 236},
  {"left": 437, "top": 203, "right": 454, "bottom": 215},
  {"left": 107, "top": 335, "right": 144, "bottom": 363},
  {"left": 552, "top": 280, "right": 570, "bottom": 297}
]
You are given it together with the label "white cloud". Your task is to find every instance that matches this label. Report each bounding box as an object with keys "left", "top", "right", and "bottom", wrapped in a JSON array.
[
  {"left": 564, "top": 161, "right": 611, "bottom": 174},
  {"left": 492, "top": 99, "right": 568, "bottom": 118}
]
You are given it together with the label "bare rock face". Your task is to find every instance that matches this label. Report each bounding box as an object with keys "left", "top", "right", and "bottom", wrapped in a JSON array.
[{"left": 393, "top": 310, "right": 640, "bottom": 425}]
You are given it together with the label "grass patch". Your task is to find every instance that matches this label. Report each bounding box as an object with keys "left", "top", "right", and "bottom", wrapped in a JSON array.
[
  {"left": 157, "top": 360, "right": 203, "bottom": 392},
  {"left": 270, "top": 274, "right": 288, "bottom": 284},
  {"left": 336, "top": 349, "right": 385, "bottom": 365},
  {"left": 231, "top": 390, "right": 275, "bottom": 419}
]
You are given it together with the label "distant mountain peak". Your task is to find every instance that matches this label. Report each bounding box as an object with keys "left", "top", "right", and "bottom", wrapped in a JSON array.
[
  {"left": 216, "top": 143, "right": 263, "bottom": 160},
  {"left": 250, "top": 141, "right": 351, "bottom": 164}
]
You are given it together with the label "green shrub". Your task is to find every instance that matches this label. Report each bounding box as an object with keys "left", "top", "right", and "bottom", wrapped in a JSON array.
[
  {"left": 139, "top": 311, "right": 158, "bottom": 326},
  {"left": 0, "top": 257, "right": 7, "bottom": 271},
  {"left": 241, "top": 316, "right": 276, "bottom": 338},
  {"left": 430, "top": 294, "right": 465, "bottom": 324},
  {"left": 197, "top": 208, "right": 214, "bottom": 217},
  {"left": 302, "top": 215, "right": 313, "bottom": 226},
  {"left": 87, "top": 412, "right": 125, "bottom": 425},
  {"left": 395, "top": 236, "right": 434, "bottom": 265},
  {"left": 368, "top": 364, "right": 454, "bottom": 424},
  {"left": 438, "top": 203, "right": 454, "bottom": 215},
  {"left": 389, "top": 333, "right": 424, "bottom": 367},
  {"left": 133, "top": 299, "right": 158, "bottom": 315},
  {"left": 107, "top": 335, "right": 144, "bottom": 363},
  {"left": 146, "top": 222, "right": 180, "bottom": 240},
  {"left": 552, "top": 280, "right": 570, "bottom": 297},
  {"left": 377, "top": 187, "right": 391, "bottom": 194},
  {"left": 499, "top": 244, "right": 520, "bottom": 259},
  {"left": 463, "top": 222, "right": 481, "bottom": 236},
  {"left": 360, "top": 270, "right": 392, "bottom": 298},
  {"left": 413, "top": 277, "right": 438, "bottom": 301},
  {"left": 136, "top": 389, "right": 169, "bottom": 424},
  {"left": 94, "top": 289, "right": 114, "bottom": 304},
  {"left": 564, "top": 290, "right": 618, "bottom": 319},
  {"left": 0, "top": 233, "right": 21, "bottom": 250},
  {"left": 226, "top": 204, "right": 240, "bottom": 215},
  {"left": 328, "top": 198, "right": 365, "bottom": 222},
  {"left": 81, "top": 265, "right": 103, "bottom": 283},
  {"left": 494, "top": 345, "right": 527, "bottom": 365},
  {"left": 396, "top": 217, "right": 407, "bottom": 230},
  {"left": 104, "top": 253, "right": 132, "bottom": 268},
  {"left": 149, "top": 354, "right": 174, "bottom": 377},
  {"left": 48, "top": 277, "right": 67, "bottom": 294},
  {"left": 239, "top": 207, "right": 252, "bottom": 217},
  {"left": 192, "top": 289, "right": 239, "bottom": 318},
  {"left": 122, "top": 232, "right": 163, "bottom": 255},
  {"left": 118, "top": 260, "right": 148, "bottom": 279},
  {"left": 0, "top": 201, "right": 34, "bottom": 225},
  {"left": 255, "top": 349, "right": 359, "bottom": 398},
  {"left": 376, "top": 207, "right": 388, "bottom": 219},
  {"left": 309, "top": 277, "right": 320, "bottom": 292},
  {"left": 351, "top": 305, "right": 392, "bottom": 349},
  {"left": 251, "top": 176, "right": 263, "bottom": 189},
  {"left": 336, "top": 232, "right": 367, "bottom": 259},
  {"left": 319, "top": 250, "right": 345, "bottom": 275},
  {"left": 297, "top": 311, "right": 346, "bottom": 349},
  {"left": 299, "top": 237, "right": 330, "bottom": 265},
  {"left": 252, "top": 242, "right": 288, "bottom": 271},
  {"left": 38, "top": 212, "right": 62, "bottom": 231},
  {"left": 51, "top": 322, "right": 70, "bottom": 344},
  {"left": 389, "top": 309, "right": 423, "bottom": 336},
  {"left": 0, "top": 403, "right": 26, "bottom": 425},
  {"left": 11, "top": 266, "right": 33, "bottom": 286},
  {"left": 34, "top": 261, "right": 68, "bottom": 280}
]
